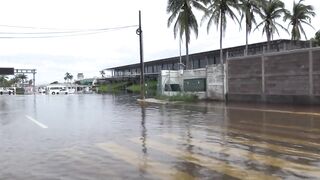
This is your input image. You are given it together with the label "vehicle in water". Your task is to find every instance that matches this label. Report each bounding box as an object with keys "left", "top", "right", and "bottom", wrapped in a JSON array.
[
  {"left": 46, "top": 84, "right": 68, "bottom": 95},
  {"left": 0, "top": 87, "right": 15, "bottom": 95}
]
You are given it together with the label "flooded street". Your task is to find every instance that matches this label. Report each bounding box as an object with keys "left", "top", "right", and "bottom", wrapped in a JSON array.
[{"left": 1, "top": 94, "right": 320, "bottom": 180}]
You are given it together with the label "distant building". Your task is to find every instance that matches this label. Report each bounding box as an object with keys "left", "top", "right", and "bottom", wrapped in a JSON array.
[
  {"left": 77, "top": 73, "right": 84, "bottom": 80},
  {"left": 105, "top": 39, "right": 311, "bottom": 78}
]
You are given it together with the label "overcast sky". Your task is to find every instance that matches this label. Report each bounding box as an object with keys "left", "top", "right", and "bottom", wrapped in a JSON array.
[{"left": 0, "top": 0, "right": 319, "bottom": 85}]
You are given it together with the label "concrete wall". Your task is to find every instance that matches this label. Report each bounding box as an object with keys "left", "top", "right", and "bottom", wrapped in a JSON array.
[
  {"left": 207, "top": 65, "right": 224, "bottom": 100},
  {"left": 227, "top": 47, "right": 320, "bottom": 104},
  {"left": 160, "top": 64, "right": 224, "bottom": 100}
]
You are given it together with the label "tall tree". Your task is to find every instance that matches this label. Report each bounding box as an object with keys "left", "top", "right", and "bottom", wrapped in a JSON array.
[
  {"left": 18, "top": 74, "right": 27, "bottom": 83},
  {"left": 167, "top": 0, "right": 207, "bottom": 69},
  {"left": 202, "top": 0, "right": 240, "bottom": 65},
  {"left": 100, "top": 70, "right": 105, "bottom": 78},
  {"left": 65, "top": 72, "right": 71, "bottom": 83},
  {"left": 255, "top": 0, "right": 287, "bottom": 51},
  {"left": 68, "top": 74, "right": 73, "bottom": 82},
  {"left": 283, "top": 0, "right": 315, "bottom": 41},
  {"left": 239, "top": 0, "right": 261, "bottom": 55}
]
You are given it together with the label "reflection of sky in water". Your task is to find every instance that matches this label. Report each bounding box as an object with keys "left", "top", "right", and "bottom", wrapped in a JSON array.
[{"left": 0, "top": 94, "right": 320, "bottom": 179}]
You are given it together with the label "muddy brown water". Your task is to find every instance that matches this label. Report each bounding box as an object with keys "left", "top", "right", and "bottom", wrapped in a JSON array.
[{"left": 0, "top": 94, "right": 320, "bottom": 179}]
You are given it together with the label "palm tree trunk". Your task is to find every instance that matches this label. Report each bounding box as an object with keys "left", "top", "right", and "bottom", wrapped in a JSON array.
[
  {"left": 245, "top": 24, "right": 249, "bottom": 56},
  {"left": 266, "top": 25, "right": 271, "bottom": 52},
  {"left": 185, "top": 32, "right": 189, "bottom": 70},
  {"left": 220, "top": 12, "right": 225, "bottom": 101},
  {"left": 220, "top": 14, "right": 223, "bottom": 65},
  {"left": 267, "top": 33, "right": 270, "bottom": 52}
]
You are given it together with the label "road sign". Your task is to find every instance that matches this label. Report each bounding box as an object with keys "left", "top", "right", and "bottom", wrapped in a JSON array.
[{"left": 0, "top": 68, "right": 14, "bottom": 75}]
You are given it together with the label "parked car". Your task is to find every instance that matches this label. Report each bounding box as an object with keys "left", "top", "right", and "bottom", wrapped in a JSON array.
[{"left": 0, "top": 87, "right": 15, "bottom": 95}]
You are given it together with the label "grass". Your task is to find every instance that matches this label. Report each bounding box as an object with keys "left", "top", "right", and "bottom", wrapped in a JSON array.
[
  {"left": 97, "top": 80, "right": 158, "bottom": 95},
  {"left": 97, "top": 82, "right": 128, "bottom": 93},
  {"left": 126, "top": 80, "right": 158, "bottom": 93}
]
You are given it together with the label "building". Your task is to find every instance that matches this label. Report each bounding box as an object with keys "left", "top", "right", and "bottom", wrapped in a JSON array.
[
  {"left": 104, "top": 40, "right": 311, "bottom": 78},
  {"left": 77, "top": 73, "right": 84, "bottom": 80}
]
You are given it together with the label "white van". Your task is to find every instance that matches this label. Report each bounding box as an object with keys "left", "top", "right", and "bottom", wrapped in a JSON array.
[
  {"left": 0, "top": 87, "right": 15, "bottom": 95},
  {"left": 46, "top": 85, "right": 68, "bottom": 95}
]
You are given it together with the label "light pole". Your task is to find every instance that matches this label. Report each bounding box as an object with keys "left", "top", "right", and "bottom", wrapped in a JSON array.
[{"left": 136, "top": 10, "right": 145, "bottom": 100}]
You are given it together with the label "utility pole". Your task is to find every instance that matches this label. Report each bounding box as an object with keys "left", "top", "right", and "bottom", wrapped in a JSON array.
[{"left": 136, "top": 10, "right": 145, "bottom": 100}]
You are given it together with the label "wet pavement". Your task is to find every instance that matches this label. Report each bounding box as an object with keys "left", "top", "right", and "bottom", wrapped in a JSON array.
[{"left": 0, "top": 94, "right": 320, "bottom": 180}]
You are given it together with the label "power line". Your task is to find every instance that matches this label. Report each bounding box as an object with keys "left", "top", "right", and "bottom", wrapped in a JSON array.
[{"left": 0, "top": 25, "right": 138, "bottom": 38}]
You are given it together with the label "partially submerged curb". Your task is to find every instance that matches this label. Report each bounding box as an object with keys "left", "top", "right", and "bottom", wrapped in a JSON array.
[{"left": 137, "top": 98, "right": 182, "bottom": 105}]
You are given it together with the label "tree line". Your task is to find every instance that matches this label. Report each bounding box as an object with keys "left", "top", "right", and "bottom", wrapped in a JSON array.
[
  {"left": 0, "top": 74, "right": 29, "bottom": 87},
  {"left": 167, "top": 0, "right": 317, "bottom": 68}
]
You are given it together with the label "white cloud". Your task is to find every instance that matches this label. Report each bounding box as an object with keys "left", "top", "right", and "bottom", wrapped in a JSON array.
[{"left": 0, "top": 0, "right": 319, "bottom": 84}]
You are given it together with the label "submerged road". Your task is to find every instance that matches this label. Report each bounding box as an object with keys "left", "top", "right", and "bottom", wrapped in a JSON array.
[{"left": 0, "top": 94, "right": 320, "bottom": 179}]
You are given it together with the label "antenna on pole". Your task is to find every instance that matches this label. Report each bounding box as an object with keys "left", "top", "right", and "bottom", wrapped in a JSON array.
[{"left": 136, "top": 10, "right": 145, "bottom": 100}]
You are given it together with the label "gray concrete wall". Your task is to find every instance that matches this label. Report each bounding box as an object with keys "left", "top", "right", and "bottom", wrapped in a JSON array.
[
  {"left": 159, "top": 65, "right": 224, "bottom": 100},
  {"left": 207, "top": 65, "right": 224, "bottom": 100},
  {"left": 227, "top": 47, "right": 320, "bottom": 104}
]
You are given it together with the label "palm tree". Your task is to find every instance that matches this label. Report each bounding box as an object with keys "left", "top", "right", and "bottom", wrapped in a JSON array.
[
  {"left": 65, "top": 72, "right": 71, "bottom": 83},
  {"left": 239, "top": 0, "right": 261, "bottom": 55},
  {"left": 255, "top": 0, "right": 287, "bottom": 51},
  {"left": 19, "top": 74, "right": 27, "bottom": 83},
  {"left": 100, "top": 70, "right": 105, "bottom": 77},
  {"left": 283, "top": 0, "right": 315, "bottom": 42},
  {"left": 202, "top": 0, "right": 240, "bottom": 65},
  {"left": 167, "top": 0, "right": 207, "bottom": 69},
  {"left": 68, "top": 74, "right": 73, "bottom": 82}
]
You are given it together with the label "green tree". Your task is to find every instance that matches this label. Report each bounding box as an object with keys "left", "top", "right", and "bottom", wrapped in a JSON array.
[
  {"left": 314, "top": 30, "right": 320, "bottom": 46},
  {"left": 167, "top": 0, "right": 207, "bottom": 69},
  {"left": 10, "top": 76, "right": 19, "bottom": 87},
  {"left": 202, "top": 0, "right": 240, "bottom": 65},
  {"left": 283, "top": 0, "right": 315, "bottom": 41},
  {"left": 65, "top": 72, "right": 71, "bottom": 83},
  {"left": 65, "top": 72, "right": 73, "bottom": 83},
  {"left": 68, "top": 74, "right": 73, "bottom": 82},
  {"left": 255, "top": 0, "right": 287, "bottom": 51},
  {"left": 239, "top": 0, "right": 261, "bottom": 55},
  {"left": 16, "top": 74, "right": 27, "bottom": 83},
  {"left": 0, "top": 76, "right": 8, "bottom": 86}
]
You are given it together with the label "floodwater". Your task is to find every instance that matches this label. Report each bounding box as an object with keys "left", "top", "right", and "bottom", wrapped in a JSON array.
[{"left": 0, "top": 94, "right": 320, "bottom": 180}]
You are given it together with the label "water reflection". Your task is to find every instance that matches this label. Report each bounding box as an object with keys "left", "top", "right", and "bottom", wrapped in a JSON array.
[
  {"left": 140, "top": 106, "right": 147, "bottom": 154},
  {"left": 1, "top": 94, "right": 320, "bottom": 179}
]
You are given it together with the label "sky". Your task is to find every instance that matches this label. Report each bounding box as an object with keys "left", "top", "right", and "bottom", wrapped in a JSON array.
[{"left": 0, "top": 0, "right": 319, "bottom": 85}]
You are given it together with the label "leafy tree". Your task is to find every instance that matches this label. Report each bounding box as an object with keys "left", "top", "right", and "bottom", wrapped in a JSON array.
[
  {"left": 314, "top": 30, "right": 320, "bottom": 46},
  {"left": 283, "top": 0, "right": 315, "bottom": 41},
  {"left": 167, "top": 0, "right": 207, "bottom": 69},
  {"left": 64, "top": 72, "right": 73, "bottom": 83},
  {"left": 69, "top": 74, "right": 73, "bottom": 82},
  {"left": 16, "top": 74, "right": 27, "bottom": 83},
  {"left": 239, "top": 0, "right": 261, "bottom": 55},
  {"left": 0, "top": 76, "right": 8, "bottom": 86},
  {"left": 255, "top": 0, "right": 288, "bottom": 51},
  {"left": 202, "top": 0, "right": 240, "bottom": 64}
]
